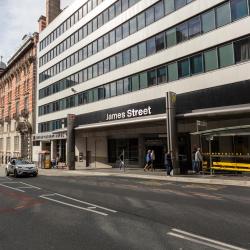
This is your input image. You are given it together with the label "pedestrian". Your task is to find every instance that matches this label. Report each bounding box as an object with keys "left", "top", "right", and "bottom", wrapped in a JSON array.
[
  {"left": 149, "top": 150, "right": 155, "bottom": 171},
  {"left": 119, "top": 151, "right": 125, "bottom": 171},
  {"left": 165, "top": 151, "right": 173, "bottom": 176},
  {"left": 192, "top": 146, "right": 197, "bottom": 173},
  {"left": 144, "top": 150, "right": 151, "bottom": 171},
  {"left": 51, "top": 158, "right": 56, "bottom": 168},
  {"left": 195, "top": 148, "right": 203, "bottom": 173}
]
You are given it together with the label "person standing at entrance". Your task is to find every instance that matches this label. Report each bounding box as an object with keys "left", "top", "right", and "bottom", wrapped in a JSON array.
[
  {"left": 119, "top": 151, "right": 125, "bottom": 171},
  {"left": 195, "top": 148, "right": 203, "bottom": 173},
  {"left": 165, "top": 151, "right": 173, "bottom": 176},
  {"left": 144, "top": 150, "right": 151, "bottom": 171}
]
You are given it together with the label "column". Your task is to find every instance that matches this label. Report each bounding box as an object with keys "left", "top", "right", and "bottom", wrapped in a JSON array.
[
  {"left": 67, "top": 114, "right": 76, "bottom": 170},
  {"left": 166, "top": 92, "right": 179, "bottom": 174}
]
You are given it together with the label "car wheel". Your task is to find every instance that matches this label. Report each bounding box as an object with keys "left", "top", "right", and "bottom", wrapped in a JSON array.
[
  {"left": 5, "top": 168, "right": 9, "bottom": 176},
  {"left": 33, "top": 173, "right": 38, "bottom": 177},
  {"left": 14, "top": 169, "right": 19, "bottom": 178}
]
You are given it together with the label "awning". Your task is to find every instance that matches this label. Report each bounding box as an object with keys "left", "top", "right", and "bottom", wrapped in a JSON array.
[{"left": 191, "top": 125, "right": 250, "bottom": 137}]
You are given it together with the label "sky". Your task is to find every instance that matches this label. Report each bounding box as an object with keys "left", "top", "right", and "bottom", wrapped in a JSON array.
[{"left": 0, "top": 0, "right": 73, "bottom": 63}]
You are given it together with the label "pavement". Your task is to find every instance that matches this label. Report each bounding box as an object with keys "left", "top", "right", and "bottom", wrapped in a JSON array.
[{"left": 35, "top": 166, "right": 250, "bottom": 187}]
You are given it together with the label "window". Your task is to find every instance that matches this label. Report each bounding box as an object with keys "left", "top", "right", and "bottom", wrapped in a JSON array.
[
  {"left": 117, "top": 80, "right": 124, "bottom": 95},
  {"left": 178, "top": 22, "right": 189, "bottom": 44},
  {"left": 14, "top": 136, "right": 19, "bottom": 152},
  {"left": 98, "top": 86, "right": 105, "bottom": 100},
  {"left": 129, "top": 17, "right": 137, "bottom": 34},
  {"left": 98, "top": 37, "right": 103, "bottom": 51},
  {"left": 219, "top": 43, "right": 235, "bottom": 67},
  {"left": 93, "top": 64, "right": 98, "bottom": 78},
  {"left": 176, "top": 0, "right": 186, "bottom": 10},
  {"left": 110, "top": 82, "right": 117, "bottom": 97},
  {"left": 234, "top": 37, "right": 250, "bottom": 63},
  {"left": 103, "top": 9, "right": 109, "bottom": 23},
  {"left": 164, "top": 0, "right": 174, "bottom": 14},
  {"left": 110, "top": 30, "right": 116, "bottom": 45},
  {"left": 204, "top": 49, "right": 218, "bottom": 72},
  {"left": 201, "top": 9, "right": 216, "bottom": 33},
  {"left": 137, "top": 12, "right": 145, "bottom": 30},
  {"left": 190, "top": 54, "right": 203, "bottom": 74},
  {"left": 122, "top": 0, "right": 129, "bottom": 12},
  {"left": 157, "top": 66, "right": 167, "bottom": 83},
  {"left": 123, "top": 49, "right": 131, "bottom": 65},
  {"left": 216, "top": 2, "right": 231, "bottom": 27},
  {"left": 98, "top": 61, "right": 104, "bottom": 75},
  {"left": 155, "top": 32, "right": 165, "bottom": 52},
  {"left": 110, "top": 56, "right": 116, "bottom": 71},
  {"left": 123, "top": 78, "right": 130, "bottom": 93},
  {"left": 145, "top": 7, "right": 154, "bottom": 26},
  {"left": 115, "top": 0, "right": 122, "bottom": 16},
  {"left": 103, "top": 59, "right": 110, "bottom": 73},
  {"left": 103, "top": 34, "right": 109, "bottom": 49},
  {"left": 168, "top": 62, "right": 178, "bottom": 81},
  {"left": 147, "top": 69, "right": 157, "bottom": 86},
  {"left": 139, "top": 72, "right": 148, "bottom": 89},
  {"left": 104, "top": 84, "right": 110, "bottom": 98},
  {"left": 155, "top": 1, "right": 164, "bottom": 20},
  {"left": 116, "top": 52, "right": 123, "bottom": 68},
  {"left": 122, "top": 22, "right": 130, "bottom": 39},
  {"left": 97, "top": 13, "right": 103, "bottom": 28},
  {"left": 231, "top": 0, "right": 248, "bottom": 21},
  {"left": 93, "top": 89, "right": 98, "bottom": 102},
  {"left": 188, "top": 16, "right": 201, "bottom": 38},
  {"left": 138, "top": 42, "right": 146, "bottom": 59},
  {"left": 116, "top": 26, "right": 122, "bottom": 42},
  {"left": 131, "top": 45, "right": 138, "bottom": 62},
  {"left": 109, "top": 5, "right": 115, "bottom": 19},
  {"left": 146, "top": 37, "right": 156, "bottom": 56},
  {"left": 130, "top": 75, "right": 139, "bottom": 91},
  {"left": 166, "top": 28, "right": 177, "bottom": 47},
  {"left": 178, "top": 58, "right": 190, "bottom": 78}
]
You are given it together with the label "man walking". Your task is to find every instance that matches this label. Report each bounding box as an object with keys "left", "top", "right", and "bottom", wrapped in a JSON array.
[{"left": 195, "top": 148, "right": 203, "bottom": 173}]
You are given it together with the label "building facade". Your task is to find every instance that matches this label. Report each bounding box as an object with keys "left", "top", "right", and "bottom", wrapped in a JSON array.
[
  {"left": 35, "top": 0, "right": 250, "bottom": 172},
  {"left": 0, "top": 33, "right": 38, "bottom": 163}
]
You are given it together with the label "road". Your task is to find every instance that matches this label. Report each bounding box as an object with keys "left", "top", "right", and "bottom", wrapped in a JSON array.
[{"left": 0, "top": 168, "right": 249, "bottom": 250}]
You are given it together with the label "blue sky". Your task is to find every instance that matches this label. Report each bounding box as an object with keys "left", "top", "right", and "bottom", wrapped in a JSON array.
[{"left": 0, "top": 0, "right": 72, "bottom": 63}]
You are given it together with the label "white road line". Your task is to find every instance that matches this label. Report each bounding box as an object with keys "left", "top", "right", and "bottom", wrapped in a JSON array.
[
  {"left": 168, "top": 228, "right": 247, "bottom": 250},
  {"left": 52, "top": 193, "right": 117, "bottom": 213},
  {"left": 167, "top": 232, "right": 232, "bottom": 250},
  {"left": 2, "top": 182, "right": 20, "bottom": 184},
  {"left": 39, "top": 195, "right": 109, "bottom": 216},
  {"left": 18, "top": 182, "right": 41, "bottom": 190},
  {"left": 0, "top": 183, "right": 25, "bottom": 192},
  {"left": 5, "top": 177, "right": 13, "bottom": 180}
]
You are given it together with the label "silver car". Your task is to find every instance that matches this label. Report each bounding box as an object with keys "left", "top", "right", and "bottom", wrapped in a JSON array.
[{"left": 5, "top": 159, "right": 38, "bottom": 178}]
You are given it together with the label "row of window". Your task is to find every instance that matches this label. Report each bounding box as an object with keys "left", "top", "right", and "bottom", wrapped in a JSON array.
[
  {"left": 38, "top": 119, "right": 67, "bottom": 133},
  {"left": 39, "top": 0, "right": 141, "bottom": 66},
  {"left": 39, "top": 0, "right": 250, "bottom": 98},
  {"left": 40, "top": 0, "right": 105, "bottom": 51},
  {"left": 39, "top": 0, "right": 196, "bottom": 84},
  {"left": 38, "top": 36, "right": 250, "bottom": 120}
]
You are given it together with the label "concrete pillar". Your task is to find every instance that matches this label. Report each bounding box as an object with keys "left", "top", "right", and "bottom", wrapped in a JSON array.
[
  {"left": 166, "top": 92, "right": 179, "bottom": 174},
  {"left": 67, "top": 114, "right": 76, "bottom": 170}
]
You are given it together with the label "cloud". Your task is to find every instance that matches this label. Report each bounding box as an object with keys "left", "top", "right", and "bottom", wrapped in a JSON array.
[{"left": 0, "top": 0, "right": 73, "bottom": 63}]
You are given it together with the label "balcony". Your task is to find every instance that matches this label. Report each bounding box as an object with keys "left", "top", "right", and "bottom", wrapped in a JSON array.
[
  {"left": 21, "top": 109, "right": 29, "bottom": 118},
  {"left": 12, "top": 113, "right": 19, "bottom": 120},
  {"left": 4, "top": 116, "right": 11, "bottom": 123}
]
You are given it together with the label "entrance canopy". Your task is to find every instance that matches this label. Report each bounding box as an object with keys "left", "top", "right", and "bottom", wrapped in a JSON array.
[{"left": 191, "top": 125, "right": 250, "bottom": 137}]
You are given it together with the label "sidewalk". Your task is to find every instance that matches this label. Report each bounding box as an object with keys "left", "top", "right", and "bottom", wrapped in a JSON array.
[{"left": 38, "top": 166, "right": 250, "bottom": 187}]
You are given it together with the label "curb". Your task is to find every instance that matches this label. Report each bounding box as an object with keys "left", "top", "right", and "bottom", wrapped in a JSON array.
[{"left": 38, "top": 169, "right": 250, "bottom": 187}]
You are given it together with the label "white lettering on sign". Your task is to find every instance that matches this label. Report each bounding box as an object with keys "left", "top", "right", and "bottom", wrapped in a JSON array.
[{"left": 106, "top": 106, "right": 152, "bottom": 121}]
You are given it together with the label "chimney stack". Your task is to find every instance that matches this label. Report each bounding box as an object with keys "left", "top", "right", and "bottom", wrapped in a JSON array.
[
  {"left": 46, "top": 0, "right": 61, "bottom": 25},
  {"left": 38, "top": 15, "right": 47, "bottom": 32}
]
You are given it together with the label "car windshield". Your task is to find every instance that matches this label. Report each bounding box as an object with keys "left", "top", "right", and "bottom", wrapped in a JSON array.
[{"left": 15, "top": 160, "right": 32, "bottom": 165}]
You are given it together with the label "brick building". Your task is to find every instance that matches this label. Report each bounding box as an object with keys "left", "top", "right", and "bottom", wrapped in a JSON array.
[{"left": 0, "top": 33, "right": 38, "bottom": 163}]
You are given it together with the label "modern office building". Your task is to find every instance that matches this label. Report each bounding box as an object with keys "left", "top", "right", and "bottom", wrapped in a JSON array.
[
  {"left": 34, "top": 0, "right": 250, "bottom": 172},
  {"left": 0, "top": 33, "right": 39, "bottom": 163}
]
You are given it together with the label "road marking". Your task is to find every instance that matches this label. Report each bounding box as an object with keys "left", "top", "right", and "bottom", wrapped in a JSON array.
[
  {"left": 0, "top": 183, "right": 25, "bottom": 192},
  {"left": 40, "top": 193, "right": 117, "bottom": 216},
  {"left": 18, "top": 182, "right": 41, "bottom": 190},
  {"left": 5, "top": 177, "right": 13, "bottom": 180},
  {"left": 167, "top": 228, "right": 247, "bottom": 250},
  {"left": 15, "top": 206, "right": 25, "bottom": 209}
]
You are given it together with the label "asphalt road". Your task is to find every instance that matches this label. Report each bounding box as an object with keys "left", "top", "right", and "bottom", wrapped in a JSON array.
[{"left": 0, "top": 168, "right": 249, "bottom": 250}]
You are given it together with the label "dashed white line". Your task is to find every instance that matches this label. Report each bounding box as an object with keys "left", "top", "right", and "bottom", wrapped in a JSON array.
[
  {"left": 167, "top": 228, "right": 247, "bottom": 250},
  {"left": 18, "top": 182, "right": 41, "bottom": 190}
]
